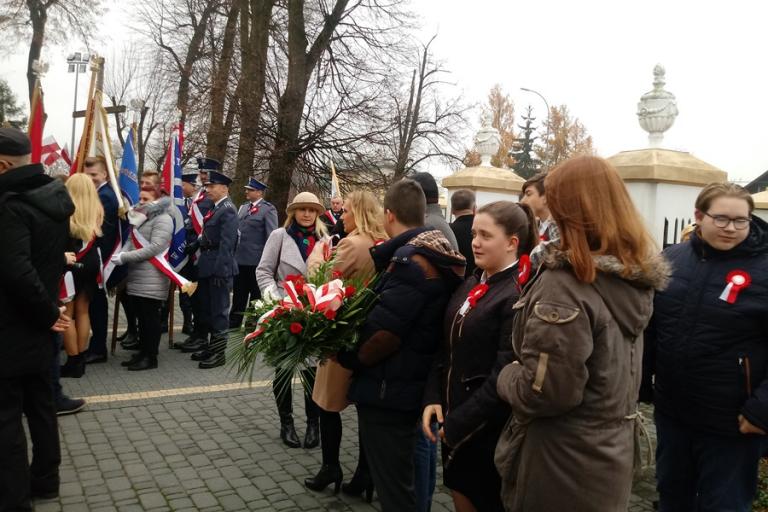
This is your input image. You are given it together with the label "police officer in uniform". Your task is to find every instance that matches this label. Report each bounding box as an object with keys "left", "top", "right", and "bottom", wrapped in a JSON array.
[
  {"left": 193, "top": 169, "right": 238, "bottom": 369},
  {"left": 229, "top": 178, "right": 277, "bottom": 328},
  {"left": 178, "top": 159, "right": 216, "bottom": 351}
]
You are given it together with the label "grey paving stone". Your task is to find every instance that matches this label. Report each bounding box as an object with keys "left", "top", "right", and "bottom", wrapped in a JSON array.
[{"left": 191, "top": 492, "right": 219, "bottom": 508}]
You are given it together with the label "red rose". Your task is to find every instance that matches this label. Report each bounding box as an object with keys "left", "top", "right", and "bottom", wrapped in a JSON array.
[
  {"left": 289, "top": 322, "right": 303, "bottom": 334},
  {"left": 332, "top": 270, "right": 343, "bottom": 279},
  {"left": 344, "top": 286, "right": 356, "bottom": 298},
  {"left": 324, "top": 310, "right": 337, "bottom": 320}
]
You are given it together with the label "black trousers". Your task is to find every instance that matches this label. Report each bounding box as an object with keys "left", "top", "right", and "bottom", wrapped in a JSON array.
[
  {"left": 655, "top": 411, "right": 763, "bottom": 512},
  {"left": 358, "top": 406, "right": 419, "bottom": 512},
  {"left": 196, "top": 277, "right": 232, "bottom": 351},
  {"left": 0, "top": 370, "right": 60, "bottom": 512},
  {"left": 132, "top": 295, "right": 162, "bottom": 357},
  {"left": 229, "top": 265, "right": 260, "bottom": 328},
  {"left": 179, "top": 263, "right": 195, "bottom": 321},
  {"left": 119, "top": 292, "right": 137, "bottom": 336},
  {"left": 273, "top": 368, "right": 319, "bottom": 423},
  {"left": 87, "top": 288, "right": 108, "bottom": 356}
]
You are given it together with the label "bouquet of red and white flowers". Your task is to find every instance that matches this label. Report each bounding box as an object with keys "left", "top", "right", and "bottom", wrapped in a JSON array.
[{"left": 228, "top": 259, "right": 379, "bottom": 393}]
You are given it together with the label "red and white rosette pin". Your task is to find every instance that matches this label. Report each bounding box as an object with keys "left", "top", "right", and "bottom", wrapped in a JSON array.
[{"left": 719, "top": 270, "right": 751, "bottom": 304}]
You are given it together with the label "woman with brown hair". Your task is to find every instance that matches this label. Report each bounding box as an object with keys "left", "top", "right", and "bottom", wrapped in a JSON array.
[
  {"left": 422, "top": 201, "right": 537, "bottom": 512},
  {"left": 304, "top": 190, "right": 388, "bottom": 499},
  {"left": 60, "top": 173, "right": 104, "bottom": 377},
  {"left": 495, "top": 155, "right": 669, "bottom": 511}
]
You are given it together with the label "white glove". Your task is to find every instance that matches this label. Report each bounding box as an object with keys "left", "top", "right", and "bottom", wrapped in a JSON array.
[
  {"left": 263, "top": 285, "right": 279, "bottom": 301},
  {"left": 110, "top": 253, "right": 124, "bottom": 265}
]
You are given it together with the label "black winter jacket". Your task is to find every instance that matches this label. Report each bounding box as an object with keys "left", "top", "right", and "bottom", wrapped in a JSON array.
[
  {"left": 0, "top": 164, "right": 74, "bottom": 378},
  {"left": 642, "top": 217, "right": 768, "bottom": 435},
  {"left": 423, "top": 264, "right": 519, "bottom": 449},
  {"left": 338, "top": 227, "right": 465, "bottom": 412}
]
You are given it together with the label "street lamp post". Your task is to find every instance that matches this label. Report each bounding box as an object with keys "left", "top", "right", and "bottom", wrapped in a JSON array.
[
  {"left": 67, "top": 52, "right": 90, "bottom": 152},
  {"left": 520, "top": 87, "right": 551, "bottom": 144}
]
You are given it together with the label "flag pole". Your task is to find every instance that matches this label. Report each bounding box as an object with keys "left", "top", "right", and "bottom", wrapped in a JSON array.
[{"left": 73, "top": 56, "right": 101, "bottom": 173}]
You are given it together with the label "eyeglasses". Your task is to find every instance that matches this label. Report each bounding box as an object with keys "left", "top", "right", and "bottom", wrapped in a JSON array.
[{"left": 704, "top": 212, "right": 750, "bottom": 230}]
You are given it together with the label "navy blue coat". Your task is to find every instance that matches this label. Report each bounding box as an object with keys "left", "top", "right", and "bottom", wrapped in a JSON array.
[
  {"left": 96, "top": 182, "right": 119, "bottom": 259},
  {"left": 235, "top": 200, "right": 278, "bottom": 266},
  {"left": 197, "top": 197, "right": 239, "bottom": 279},
  {"left": 338, "top": 227, "right": 465, "bottom": 412},
  {"left": 643, "top": 217, "right": 768, "bottom": 435}
]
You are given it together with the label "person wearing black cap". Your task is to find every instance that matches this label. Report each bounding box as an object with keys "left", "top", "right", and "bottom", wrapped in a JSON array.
[
  {"left": 410, "top": 172, "right": 459, "bottom": 251},
  {"left": 229, "top": 177, "right": 278, "bottom": 329},
  {"left": 189, "top": 169, "right": 238, "bottom": 369},
  {"left": 0, "top": 128, "right": 75, "bottom": 509}
]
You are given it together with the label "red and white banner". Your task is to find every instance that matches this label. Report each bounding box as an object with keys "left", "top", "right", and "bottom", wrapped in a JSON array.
[
  {"left": 130, "top": 228, "right": 197, "bottom": 295},
  {"left": 190, "top": 188, "right": 206, "bottom": 235},
  {"left": 58, "top": 272, "right": 76, "bottom": 303}
]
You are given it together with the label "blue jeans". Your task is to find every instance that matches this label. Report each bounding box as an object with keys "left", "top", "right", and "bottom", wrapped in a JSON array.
[
  {"left": 655, "top": 411, "right": 763, "bottom": 512},
  {"left": 414, "top": 423, "right": 437, "bottom": 512}
]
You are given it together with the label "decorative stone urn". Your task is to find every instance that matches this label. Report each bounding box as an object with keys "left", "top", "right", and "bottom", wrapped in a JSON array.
[
  {"left": 473, "top": 125, "right": 502, "bottom": 167},
  {"left": 441, "top": 126, "right": 524, "bottom": 220},
  {"left": 637, "top": 64, "right": 679, "bottom": 148}
]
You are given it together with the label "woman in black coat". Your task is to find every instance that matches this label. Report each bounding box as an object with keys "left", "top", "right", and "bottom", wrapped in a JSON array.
[{"left": 422, "top": 201, "right": 537, "bottom": 512}]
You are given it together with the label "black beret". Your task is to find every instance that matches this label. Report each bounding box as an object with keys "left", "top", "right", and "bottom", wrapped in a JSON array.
[{"left": 0, "top": 128, "right": 32, "bottom": 156}]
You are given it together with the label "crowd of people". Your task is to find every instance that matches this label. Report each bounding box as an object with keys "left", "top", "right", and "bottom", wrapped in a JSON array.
[{"left": 2, "top": 122, "right": 768, "bottom": 512}]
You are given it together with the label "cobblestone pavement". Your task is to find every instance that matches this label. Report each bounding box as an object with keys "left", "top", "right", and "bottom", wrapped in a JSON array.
[{"left": 29, "top": 311, "right": 659, "bottom": 511}]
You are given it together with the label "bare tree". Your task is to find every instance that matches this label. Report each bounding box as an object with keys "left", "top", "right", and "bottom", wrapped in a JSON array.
[
  {"left": 231, "top": 0, "right": 275, "bottom": 204},
  {"left": 0, "top": 0, "right": 103, "bottom": 101},
  {"left": 386, "top": 36, "right": 469, "bottom": 181},
  {"left": 136, "top": 0, "right": 222, "bottom": 126}
]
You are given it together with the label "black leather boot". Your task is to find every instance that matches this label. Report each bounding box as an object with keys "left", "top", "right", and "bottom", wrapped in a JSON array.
[
  {"left": 60, "top": 354, "right": 85, "bottom": 378},
  {"left": 128, "top": 355, "right": 158, "bottom": 371},
  {"left": 279, "top": 415, "right": 301, "bottom": 448},
  {"left": 182, "top": 311, "right": 194, "bottom": 335},
  {"left": 304, "top": 464, "right": 342, "bottom": 494},
  {"left": 121, "top": 353, "right": 144, "bottom": 367},
  {"left": 342, "top": 466, "right": 374, "bottom": 503},
  {"left": 304, "top": 419, "right": 319, "bottom": 449}
]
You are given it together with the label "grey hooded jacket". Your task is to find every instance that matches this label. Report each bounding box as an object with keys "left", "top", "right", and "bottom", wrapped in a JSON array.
[{"left": 121, "top": 197, "right": 174, "bottom": 301}]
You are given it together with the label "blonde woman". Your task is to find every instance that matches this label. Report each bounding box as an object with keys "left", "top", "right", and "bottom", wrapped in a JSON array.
[
  {"left": 304, "top": 191, "right": 387, "bottom": 499},
  {"left": 60, "top": 173, "right": 104, "bottom": 378},
  {"left": 256, "top": 191, "right": 329, "bottom": 449}
]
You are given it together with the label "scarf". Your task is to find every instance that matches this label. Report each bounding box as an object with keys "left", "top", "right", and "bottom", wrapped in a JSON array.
[{"left": 287, "top": 221, "right": 317, "bottom": 261}]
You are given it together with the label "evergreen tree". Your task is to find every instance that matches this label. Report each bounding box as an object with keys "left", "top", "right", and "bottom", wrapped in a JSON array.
[
  {"left": 512, "top": 105, "right": 540, "bottom": 179},
  {"left": 0, "top": 79, "right": 26, "bottom": 128}
]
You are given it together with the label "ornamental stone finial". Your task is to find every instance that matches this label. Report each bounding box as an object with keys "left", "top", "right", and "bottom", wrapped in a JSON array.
[
  {"left": 473, "top": 125, "right": 501, "bottom": 167},
  {"left": 637, "top": 64, "right": 678, "bottom": 148}
]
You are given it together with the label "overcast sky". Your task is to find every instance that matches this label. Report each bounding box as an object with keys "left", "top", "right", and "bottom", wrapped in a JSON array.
[{"left": 3, "top": 0, "right": 767, "bottom": 182}]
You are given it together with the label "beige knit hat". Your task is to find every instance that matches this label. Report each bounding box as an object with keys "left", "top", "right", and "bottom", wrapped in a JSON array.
[{"left": 286, "top": 191, "right": 324, "bottom": 214}]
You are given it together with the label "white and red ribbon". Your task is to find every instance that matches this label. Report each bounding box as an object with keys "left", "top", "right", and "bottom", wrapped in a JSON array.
[
  {"left": 302, "top": 279, "right": 344, "bottom": 313},
  {"left": 58, "top": 271, "right": 76, "bottom": 303},
  {"left": 324, "top": 210, "right": 337, "bottom": 225},
  {"left": 190, "top": 189, "right": 206, "bottom": 235},
  {"left": 130, "top": 228, "right": 197, "bottom": 295},
  {"left": 719, "top": 270, "right": 751, "bottom": 304}
]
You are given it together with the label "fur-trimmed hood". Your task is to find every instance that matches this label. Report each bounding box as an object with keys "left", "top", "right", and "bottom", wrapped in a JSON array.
[
  {"left": 540, "top": 245, "right": 670, "bottom": 338},
  {"left": 541, "top": 244, "right": 670, "bottom": 290}
]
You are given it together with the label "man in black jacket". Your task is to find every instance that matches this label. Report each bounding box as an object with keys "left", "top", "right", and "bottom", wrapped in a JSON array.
[
  {"left": 338, "top": 179, "right": 465, "bottom": 512},
  {"left": 449, "top": 189, "right": 476, "bottom": 277},
  {"left": 0, "top": 128, "right": 74, "bottom": 510}
]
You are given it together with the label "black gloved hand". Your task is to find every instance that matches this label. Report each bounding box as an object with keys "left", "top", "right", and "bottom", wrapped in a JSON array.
[{"left": 184, "top": 241, "right": 200, "bottom": 255}]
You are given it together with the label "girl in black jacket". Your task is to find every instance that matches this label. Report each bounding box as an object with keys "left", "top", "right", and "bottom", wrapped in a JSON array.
[{"left": 422, "top": 201, "right": 537, "bottom": 512}]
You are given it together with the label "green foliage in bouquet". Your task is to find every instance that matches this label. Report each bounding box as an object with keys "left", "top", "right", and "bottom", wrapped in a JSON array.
[{"left": 228, "top": 257, "right": 380, "bottom": 398}]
